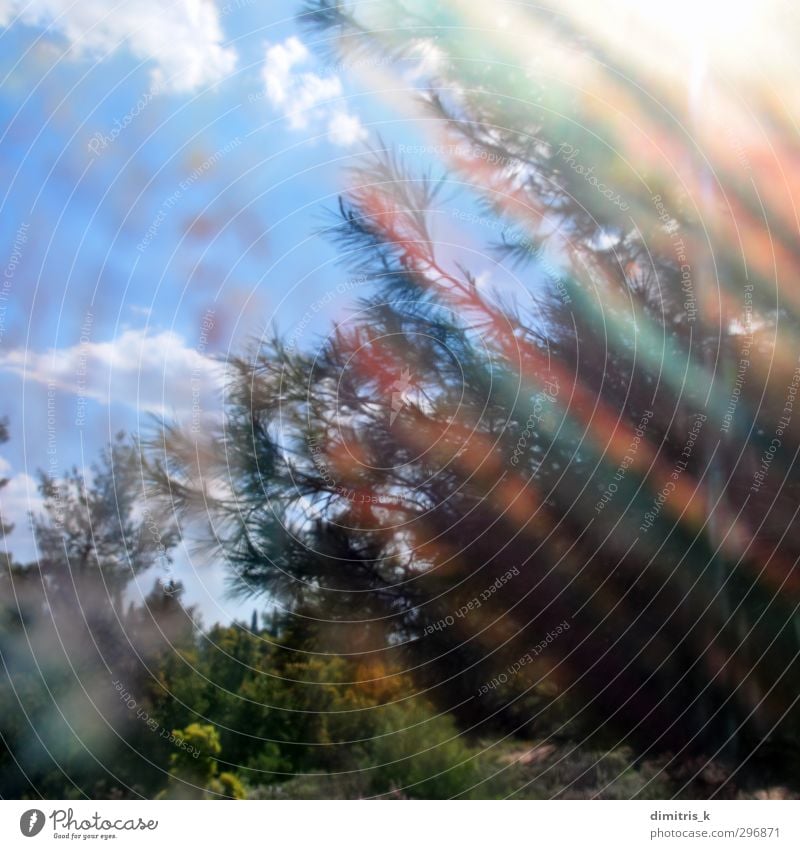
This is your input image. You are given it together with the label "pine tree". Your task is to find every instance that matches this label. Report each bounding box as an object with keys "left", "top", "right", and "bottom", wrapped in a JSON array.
[{"left": 149, "top": 0, "right": 800, "bottom": 774}]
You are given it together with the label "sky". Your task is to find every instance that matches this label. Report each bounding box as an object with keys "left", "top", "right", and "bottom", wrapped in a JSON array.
[
  {"left": 0, "top": 0, "right": 791, "bottom": 629},
  {"left": 0, "top": 0, "right": 439, "bottom": 623},
  {"left": 0, "top": 0, "right": 545, "bottom": 626}
]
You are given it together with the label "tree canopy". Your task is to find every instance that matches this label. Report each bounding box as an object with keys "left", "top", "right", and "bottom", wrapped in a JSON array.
[{"left": 147, "top": 0, "right": 800, "bottom": 783}]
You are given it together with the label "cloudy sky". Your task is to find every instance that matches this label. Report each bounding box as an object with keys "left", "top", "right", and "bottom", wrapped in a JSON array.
[{"left": 0, "top": 0, "right": 437, "bottom": 621}]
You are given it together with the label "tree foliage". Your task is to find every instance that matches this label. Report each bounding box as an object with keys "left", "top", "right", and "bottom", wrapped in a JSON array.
[{"left": 149, "top": 1, "right": 800, "bottom": 778}]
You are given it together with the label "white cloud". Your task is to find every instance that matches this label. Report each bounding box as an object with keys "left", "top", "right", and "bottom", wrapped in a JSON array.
[
  {"left": 0, "top": 471, "right": 42, "bottom": 562},
  {"left": 262, "top": 36, "right": 309, "bottom": 106},
  {"left": 0, "top": 0, "right": 237, "bottom": 92},
  {"left": 0, "top": 327, "right": 226, "bottom": 418},
  {"left": 327, "top": 111, "right": 367, "bottom": 146},
  {"left": 260, "top": 36, "right": 366, "bottom": 145},
  {"left": 288, "top": 74, "right": 342, "bottom": 130}
]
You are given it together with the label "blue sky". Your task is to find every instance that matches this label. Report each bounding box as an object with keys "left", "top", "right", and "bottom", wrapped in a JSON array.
[
  {"left": 0, "top": 0, "right": 401, "bottom": 621},
  {"left": 0, "top": 0, "right": 524, "bottom": 623}
]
